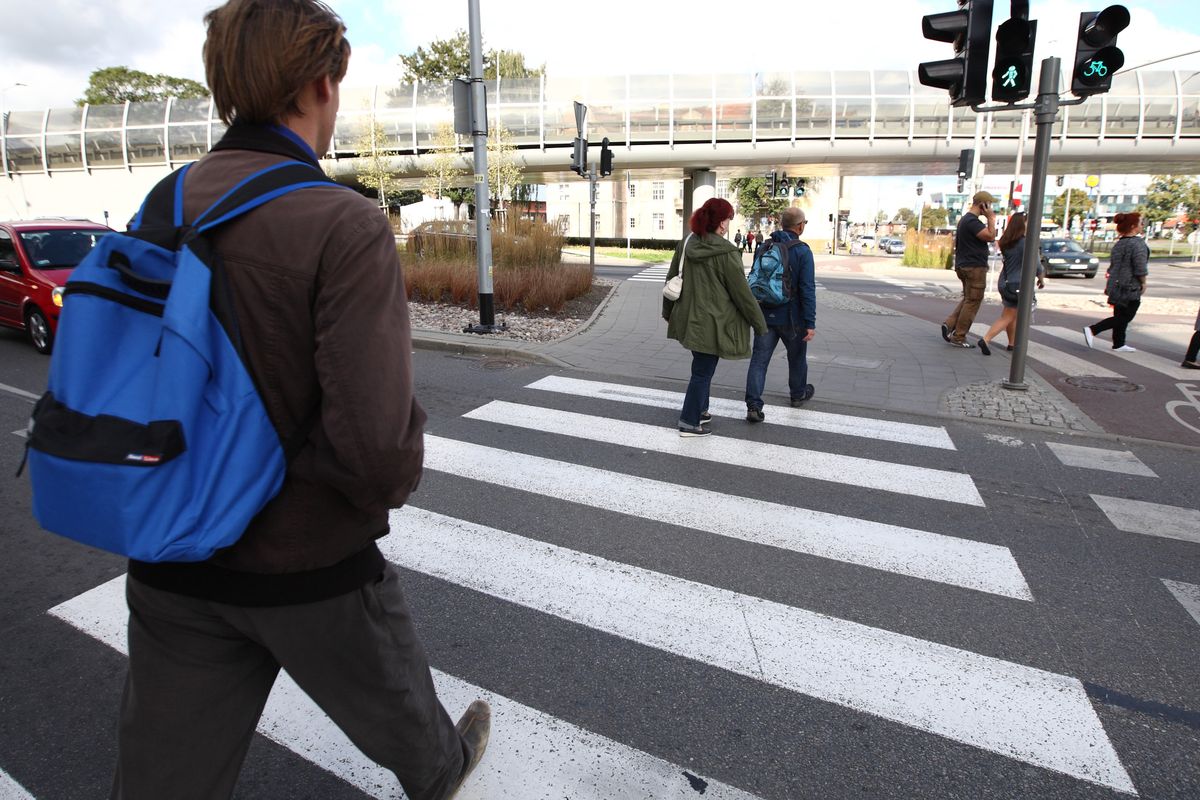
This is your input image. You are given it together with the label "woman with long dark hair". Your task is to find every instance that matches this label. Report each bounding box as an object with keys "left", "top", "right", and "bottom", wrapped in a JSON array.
[
  {"left": 662, "top": 198, "right": 766, "bottom": 437},
  {"left": 1085, "top": 212, "right": 1149, "bottom": 352},
  {"left": 978, "top": 212, "right": 1043, "bottom": 355}
]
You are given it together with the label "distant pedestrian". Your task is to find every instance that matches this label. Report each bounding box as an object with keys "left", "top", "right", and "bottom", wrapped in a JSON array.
[
  {"left": 978, "top": 212, "right": 1042, "bottom": 355},
  {"left": 1182, "top": 305, "right": 1200, "bottom": 369},
  {"left": 746, "top": 230, "right": 755, "bottom": 253},
  {"left": 663, "top": 198, "right": 766, "bottom": 437},
  {"left": 734, "top": 229, "right": 743, "bottom": 249},
  {"left": 1084, "top": 212, "right": 1148, "bottom": 352},
  {"left": 108, "top": 3, "right": 489, "bottom": 799},
  {"left": 745, "top": 207, "right": 817, "bottom": 420},
  {"left": 942, "top": 191, "right": 998, "bottom": 348}
]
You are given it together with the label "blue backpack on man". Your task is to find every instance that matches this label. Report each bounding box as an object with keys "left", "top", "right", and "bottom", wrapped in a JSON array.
[
  {"left": 748, "top": 238, "right": 803, "bottom": 306},
  {"left": 23, "top": 161, "right": 341, "bottom": 562}
]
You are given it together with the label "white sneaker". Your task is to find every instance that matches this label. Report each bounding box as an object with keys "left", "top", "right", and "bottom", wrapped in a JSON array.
[
  {"left": 1113, "top": 345, "right": 1136, "bottom": 352},
  {"left": 1082, "top": 326, "right": 1094, "bottom": 349}
]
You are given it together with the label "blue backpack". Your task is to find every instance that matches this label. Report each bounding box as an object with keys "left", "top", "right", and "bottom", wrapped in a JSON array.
[
  {"left": 748, "top": 238, "right": 802, "bottom": 306},
  {"left": 23, "top": 160, "right": 340, "bottom": 562}
]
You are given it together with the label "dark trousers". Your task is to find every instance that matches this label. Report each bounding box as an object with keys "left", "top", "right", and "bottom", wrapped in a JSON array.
[
  {"left": 111, "top": 565, "right": 467, "bottom": 800},
  {"left": 944, "top": 266, "right": 988, "bottom": 342},
  {"left": 1185, "top": 331, "right": 1200, "bottom": 364},
  {"left": 680, "top": 351, "right": 719, "bottom": 427},
  {"left": 745, "top": 325, "right": 809, "bottom": 409},
  {"left": 1089, "top": 300, "right": 1141, "bottom": 348}
]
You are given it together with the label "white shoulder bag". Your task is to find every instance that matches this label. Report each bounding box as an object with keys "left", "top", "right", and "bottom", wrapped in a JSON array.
[{"left": 662, "top": 234, "right": 692, "bottom": 301}]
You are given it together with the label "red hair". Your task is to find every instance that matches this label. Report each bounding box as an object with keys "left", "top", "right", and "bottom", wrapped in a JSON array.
[
  {"left": 1114, "top": 211, "right": 1141, "bottom": 236},
  {"left": 689, "top": 198, "right": 734, "bottom": 236}
]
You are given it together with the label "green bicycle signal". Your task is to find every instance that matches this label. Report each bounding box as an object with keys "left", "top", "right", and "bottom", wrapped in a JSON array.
[{"left": 1083, "top": 59, "right": 1108, "bottom": 78}]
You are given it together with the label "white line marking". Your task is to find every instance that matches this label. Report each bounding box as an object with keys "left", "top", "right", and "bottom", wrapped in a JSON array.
[
  {"left": 463, "top": 401, "right": 984, "bottom": 506},
  {"left": 1091, "top": 495, "right": 1200, "bottom": 544},
  {"left": 526, "top": 375, "right": 956, "bottom": 450},
  {"left": 0, "top": 768, "right": 36, "bottom": 800},
  {"left": 386, "top": 507, "right": 1135, "bottom": 794},
  {"left": 968, "top": 325, "right": 1122, "bottom": 378},
  {"left": 11, "top": 429, "right": 26, "bottom": 439},
  {"left": 48, "top": 577, "right": 758, "bottom": 800},
  {"left": 1162, "top": 580, "right": 1200, "bottom": 628},
  {"left": 426, "top": 436, "right": 1030, "bottom": 599},
  {"left": 1036, "top": 326, "right": 1197, "bottom": 380},
  {"left": 627, "top": 277, "right": 666, "bottom": 282},
  {"left": 0, "top": 383, "right": 38, "bottom": 402},
  {"left": 1044, "top": 442, "right": 1157, "bottom": 477}
]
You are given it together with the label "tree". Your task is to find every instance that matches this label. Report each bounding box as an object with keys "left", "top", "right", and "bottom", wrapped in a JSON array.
[
  {"left": 893, "top": 208, "right": 916, "bottom": 227},
  {"left": 874, "top": 211, "right": 888, "bottom": 226},
  {"left": 1049, "top": 189, "right": 1094, "bottom": 228},
  {"left": 919, "top": 205, "right": 949, "bottom": 231},
  {"left": 78, "top": 66, "right": 207, "bottom": 106},
  {"left": 353, "top": 119, "right": 399, "bottom": 211},
  {"left": 729, "top": 177, "right": 791, "bottom": 223},
  {"left": 420, "top": 123, "right": 466, "bottom": 202},
  {"left": 487, "top": 121, "right": 523, "bottom": 217},
  {"left": 400, "top": 30, "right": 545, "bottom": 82},
  {"left": 1144, "top": 175, "right": 1200, "bottom": 235}
]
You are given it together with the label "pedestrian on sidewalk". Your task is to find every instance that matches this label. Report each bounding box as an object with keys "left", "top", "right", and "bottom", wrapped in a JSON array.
[
  {"left": 745, "top": 230, "right": 755, "bottom": 254},
  {"left": 1084, "top": 212, "right": 1149, "bottom": 352},
  {"left": 744, "top": 207, "right": 817, "bottom": 419},
  {"left": 978, "top": 212, "right": 1043, "bottom": 356},
  {"left": 734, "top": 229, "right": 743, "bottom": 250},
  {"left": 1181, "top": 304, "right": 1199, "bottom": 369},
  {"left": 109, "top": 3, "right": 488, "bottom": 798},
  {"left": 942, "top": 191, "right": 998, "bottom": 348},
  {"left": 663, "top": 198, "right": 766, "bottom": 437}
]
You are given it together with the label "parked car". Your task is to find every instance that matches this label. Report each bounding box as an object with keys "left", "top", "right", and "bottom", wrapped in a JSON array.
[
  {"left": 850, "top": 235, "right": 876, "bottom": 255},
  {"left": 880, "top": 237, "right": 906, "bottom": 255},
  {"left": 0, "top": 219, "right": 111, "bottom": 353},
  {"left": 1039, "top": 238, "right": 1100, "bottom": 278}
]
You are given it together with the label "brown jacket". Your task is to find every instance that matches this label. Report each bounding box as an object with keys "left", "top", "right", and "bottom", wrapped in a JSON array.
[{"left": 129, "top": 125, "right": 423, "bottom": 603}]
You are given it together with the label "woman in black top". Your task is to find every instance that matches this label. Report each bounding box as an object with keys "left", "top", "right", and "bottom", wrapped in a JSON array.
[
  {"left": 1084, "top": 212, "right": 1149, "bottom": 352},
  {"left": 978, "top": 213, "right": 1043, "bottom": 356}
]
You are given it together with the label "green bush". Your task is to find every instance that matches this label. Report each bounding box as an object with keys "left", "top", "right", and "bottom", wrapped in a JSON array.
[
  {"left": 406, "top": 219, "right": 564, "bottom": 269},
  {"left": 902, "top": 231, "right": 955, "bottom": 269}
]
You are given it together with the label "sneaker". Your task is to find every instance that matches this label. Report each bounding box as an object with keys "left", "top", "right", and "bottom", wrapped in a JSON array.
[
  {"left": 978, "top": 338, "right": 991, "bottom": 356},
  {"left": 948, "top": 340, "right": 975, "bottom": 349},
  {"left": 678, "top": 422, "right": 711, "bottom": 437},
  {"left": 699, "top": 411, "right": 712, "bottom": 425},
  {"left": 790, "top": 385, "right": 815, "bottom": 406},
  {"left": 1113, "top": 345, "right": 1136, "bottom": 352},
  {"left": 940, "top": 323, "right": 951, "bottom": 342},
  {"left": 1183, "top": 361, "right": 1200, "bottom": 370},
  {"left": 1082, "top": 326, "right": 1094, "bottom": 349},
  {"left": 447, "top": 700, "right": 491, "bottom": 798},
  {"left": 746, "top": 408, "right": 765, "bottom": 423}
]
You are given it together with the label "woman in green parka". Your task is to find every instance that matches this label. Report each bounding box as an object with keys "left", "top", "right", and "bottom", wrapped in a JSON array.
[{"left": 662, "top": 198, "right": 767, "bottom": 437}]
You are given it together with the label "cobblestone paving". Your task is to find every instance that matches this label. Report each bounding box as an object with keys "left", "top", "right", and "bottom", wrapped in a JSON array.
[{"left": 941, "top": 379, "right": 1095, "bottom": 431}]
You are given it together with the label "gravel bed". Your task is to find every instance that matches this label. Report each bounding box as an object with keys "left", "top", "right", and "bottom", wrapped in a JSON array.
[{"left": 408, "top": 279, "right": 617, "bottom": 342}]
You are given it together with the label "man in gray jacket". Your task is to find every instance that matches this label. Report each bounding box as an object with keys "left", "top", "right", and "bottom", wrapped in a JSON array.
[{"left": 110, "top": 2, "right": 488, "bottom": 798}]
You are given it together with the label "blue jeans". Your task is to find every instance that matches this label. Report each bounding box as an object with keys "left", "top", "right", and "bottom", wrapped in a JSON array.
[
  {"left": 680, "top": 351, "right": 719, "bottom": 427},
  {"left": 745, "top": 326, "right": 808, "bottom": 410}
]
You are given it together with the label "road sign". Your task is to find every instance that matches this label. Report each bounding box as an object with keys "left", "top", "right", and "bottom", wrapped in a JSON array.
[{"left": 1086, "top": 175, "right": 1100, "bottom": 188}]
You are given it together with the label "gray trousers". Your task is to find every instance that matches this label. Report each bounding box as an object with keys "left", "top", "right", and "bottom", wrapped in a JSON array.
[{"left": 110, "top": 564, "right": 467, "bottom": 800}]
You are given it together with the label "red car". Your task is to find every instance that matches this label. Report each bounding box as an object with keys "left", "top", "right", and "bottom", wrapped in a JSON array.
[{"left": 0, "top": 219, "right": 111, "bottom": 353}]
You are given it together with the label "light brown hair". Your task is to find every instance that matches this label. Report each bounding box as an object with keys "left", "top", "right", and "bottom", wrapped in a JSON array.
[
  {"left": 998, "top": 211, "right": 1027, "bottom": 253},
  {"left": 1114, "top": 211, "right": 1141, "bottom": 236},
  {"left": 203, "top": 0, "right": 351, "bottom": 126}
]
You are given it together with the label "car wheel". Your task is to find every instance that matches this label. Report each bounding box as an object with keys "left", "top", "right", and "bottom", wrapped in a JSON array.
[
  {"left": 1084, "top": 272, "right": 1096, "bottom": 279},
  {"left": 25, "top": 307, "right": 53, "bottom": 354}
]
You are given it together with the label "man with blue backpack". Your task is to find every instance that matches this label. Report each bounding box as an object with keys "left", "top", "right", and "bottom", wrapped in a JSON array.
[
  {"left": 22, "top": 2, "right": 489, "bottom": 798},
  {"left": 744, "top": 207, "right": 817, "bottom": 422}
]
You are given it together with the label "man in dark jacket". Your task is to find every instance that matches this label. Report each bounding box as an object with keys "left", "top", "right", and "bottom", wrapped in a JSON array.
[
  {"left": 745, "top": 207, "right": 817, "bottom": 421},
  {"left": 109, "top": 3, "right": 488, "bottom": 799}
]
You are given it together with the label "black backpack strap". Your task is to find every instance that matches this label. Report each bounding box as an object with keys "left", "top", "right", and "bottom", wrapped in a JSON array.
[{"left": 129, "top": 163, "right": 194, "bottom": 233}]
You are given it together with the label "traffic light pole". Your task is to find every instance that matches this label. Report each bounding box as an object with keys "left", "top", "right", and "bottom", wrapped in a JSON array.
[{"left": 589, "top": 164, "right": 598, "bottom": 268}]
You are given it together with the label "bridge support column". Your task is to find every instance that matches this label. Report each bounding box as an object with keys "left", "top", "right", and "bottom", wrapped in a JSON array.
[{"left": 684, "top": 170, "right": 717, "bottom": 237}]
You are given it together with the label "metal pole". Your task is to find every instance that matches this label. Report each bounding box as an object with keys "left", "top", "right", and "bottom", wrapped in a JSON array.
[
  {"left": 464, "top": 0, "right": 501, "bottom": 334},
  {"left": 1005, "top": 57, "right": 1060, "bottom": 391},
  {"left": 589, "top": 164, "right": 597, "bottom": 267},
  {"left": 1063, "top": 182, "right": 1072, "bottom": 236}
]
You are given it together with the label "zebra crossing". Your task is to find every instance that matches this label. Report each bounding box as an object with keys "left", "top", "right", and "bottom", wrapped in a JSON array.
[{"left": 38, "top": 374, "right": 1200, "bottom": 798}]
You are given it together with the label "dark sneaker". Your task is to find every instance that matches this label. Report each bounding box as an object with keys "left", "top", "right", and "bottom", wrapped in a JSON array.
[
  {"left": 447, "top": 700, "right": 491, "bottom": 798},
  {"left": 790, "top": 385, "right": 815, "bottom": 406},
  {"left": 1183, "top": 361, "right": 1200, "bottom": 370},
  {"left": 978, "top": 338, "right": 991, "bottom": 356},
  {"left": 746, "top": 408, "right": 765, "bottom": 423},
  {"left": 948, "top": 340, "right": 975, "bottom": 348},
  {"left": 699, "top": 411, "right": 712, "bottom": 425},
  {"left": 940, "top": 323, "right": 951, "bottom": 342},
  {"left": 678, "top": 422, "right": 711, "bottom": 437}
]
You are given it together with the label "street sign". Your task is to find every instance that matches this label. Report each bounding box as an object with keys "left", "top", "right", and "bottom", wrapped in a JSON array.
[{"left": 1086, "top": 175, "right": 1100, "bottom": 188}]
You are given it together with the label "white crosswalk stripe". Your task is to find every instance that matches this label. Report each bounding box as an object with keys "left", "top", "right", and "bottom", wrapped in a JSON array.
[
  {"left": 1035, "top": 326, "right": 1197, "bottom": 381},
  {"left": 43, "top": 380, "right": 1163, "bottom": 798},
  {"left": 1044, "top": 442, "right": 1157, "bottom": 477},
  {"left": 1161, "top": 580, "right": 1200, "bottom": 629},
  {"left": 968, "top": 323, "right": 1123, "bottom": 378},
  {"left": 628, "top": 264, "right": 670, "bottom": 283},
  {"left": 1091, "top": 495, "right": 1200, "bottom": 544},
  {"left": 0, "top": 769, "right": 35, "bottom": 800}
]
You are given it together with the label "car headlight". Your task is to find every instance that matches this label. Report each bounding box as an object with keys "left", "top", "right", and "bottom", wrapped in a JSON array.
[
  {"left": 52, "top": 287, "right": 64, "bottom": 308},
  {"left": 1047, "top": 258, "right": 1067, "bottom": 264},
  {"left": 1089, "top": 258, "right": 1099, "bottom": 264}
]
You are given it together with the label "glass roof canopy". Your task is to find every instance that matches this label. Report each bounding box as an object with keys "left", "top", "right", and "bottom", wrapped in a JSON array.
[{"left": 3, "top": 69, "right": 1197, "bottom": 177}]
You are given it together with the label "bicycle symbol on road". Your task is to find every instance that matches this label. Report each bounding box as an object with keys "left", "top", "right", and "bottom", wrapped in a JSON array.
[
  {"left": 1165, "top": 382, "right": 1200, "bottom": 436},
  {"left": 1083, "top": 60, "right": 1109, "bottom": 78}
]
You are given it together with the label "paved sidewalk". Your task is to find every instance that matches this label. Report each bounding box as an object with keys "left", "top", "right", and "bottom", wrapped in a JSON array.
[{"left": 411, "top": 257, "right": 1101, "bottom": 434}]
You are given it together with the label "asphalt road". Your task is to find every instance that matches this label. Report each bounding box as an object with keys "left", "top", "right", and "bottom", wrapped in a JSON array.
[{"left": 1, "top": 344, "right": 1198, "bottom": 799}]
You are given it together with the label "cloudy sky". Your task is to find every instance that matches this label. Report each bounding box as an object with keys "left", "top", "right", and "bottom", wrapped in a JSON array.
[{"left": 3, "top": 0, "right": 1199, "bottom": 110}]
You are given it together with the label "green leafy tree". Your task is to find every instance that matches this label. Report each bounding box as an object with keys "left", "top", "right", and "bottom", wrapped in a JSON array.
[
  {"left": 400, "top": 30, "right": 545, "bottom": 82},
  {"left": 420, "top": 123, "right": 466, "bottom": 201},
  {"left": 78, "top": 66, "right": 207, "bottom": 106},
  {"left": 919, "top": 205, "right": 949, "bottom": 231},
  {"left": 893, "top": 207, "right": 916, "bottom": 227},
  {"left": 1049, "top": 189, "right": 1094, "bottom": 227},
  {"left": 1143, "top": 174, "right": 1200, "bottom": 235},
  {"left": 729, "top": 177, "right": 791, "bottom": 223},
  {"left": 353, "top": 119, "right": 399, "bottom": 211},
  {"left": 874, "top": 211, "right": 889, "bottom": 225},
  {"left": 487, "top": 120, "right": 523, "bottom": 217}
]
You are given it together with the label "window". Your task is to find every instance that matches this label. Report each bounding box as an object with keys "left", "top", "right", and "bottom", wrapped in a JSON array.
[
  {"left": 653, "top": 212, "right": 665, "bottom": 230},
  {"left": 628, "top": 183, "right": 637, "bottom": 198},
  {"left": 558, "top": 183, "right": 570, "bottom": 201},
  {"left": 716, "top": 179, "right": 730, "bottom": 199},
  {"left": 593, "top": 213, "right": 601, "bottom": 228},
  {"left": 629, "top": 217, "right": 637, "bottom": 229},
  {"left": 652, "top": 182, "right": 665, "bottom": 200}
]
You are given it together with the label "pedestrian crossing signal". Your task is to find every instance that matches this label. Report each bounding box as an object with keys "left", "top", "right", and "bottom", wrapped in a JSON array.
[{"left": 991, "top": 16, "right": 1036, "bottom": 103}]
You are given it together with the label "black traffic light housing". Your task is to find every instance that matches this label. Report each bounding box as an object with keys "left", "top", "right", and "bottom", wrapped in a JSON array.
[
  {"left": 957, "top": 148, "right": 974, "bottom": 193},
  {"left": 778, "top": 173, "right": 792, "bottom": 197},
  {"left": 767, "top": 170, "right": 777, "bottom": 198},
  {"left": 919, "top": 0, "right": 994, "bottom": 108},
  {"left": 599, "top": 137, "right": 613, "bottom": 177},
  {"left": 794, "top": 178, "right": 806, "bottom": 198},
  {"left": 1071, "top": 6, "right": 1129, "bottom": 97},
  {"left": 991, "top": 8, "right": 1037, "bottom": 103},
  {"left": 917, "top": 181, "right": 924, "bottom": 196},
  {"left": 570, "top": 137, "right": 587, "bottom": 176}
]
